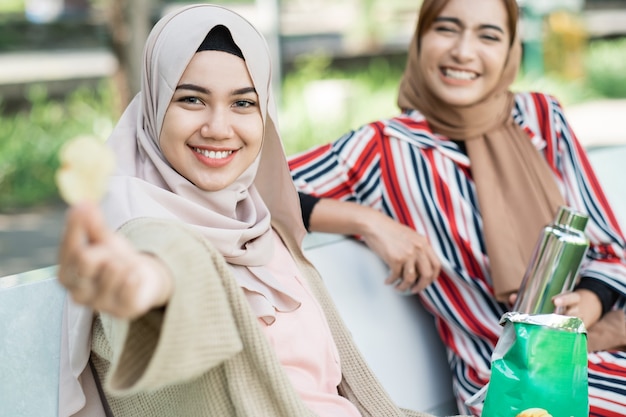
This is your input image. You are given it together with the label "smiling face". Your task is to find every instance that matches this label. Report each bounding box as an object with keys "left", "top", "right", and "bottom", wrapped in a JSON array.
[
  {"left": 159, "top": 50, "right": 263, "bottom": 192},
  {"left": 418, "top": 0, "right": 511, "bottom": 107}
]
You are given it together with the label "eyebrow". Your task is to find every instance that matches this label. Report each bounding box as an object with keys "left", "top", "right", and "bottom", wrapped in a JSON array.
[
  {"left": 434, "top": 16, "right": 505, "bottom": 34},
  {"left": 176, "top": 83, "right": 257, "bottom": 96}
]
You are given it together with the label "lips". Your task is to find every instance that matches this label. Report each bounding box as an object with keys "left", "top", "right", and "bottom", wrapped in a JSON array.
[{"left": 190, "top": 145, "right": 239, "bottom": 168}]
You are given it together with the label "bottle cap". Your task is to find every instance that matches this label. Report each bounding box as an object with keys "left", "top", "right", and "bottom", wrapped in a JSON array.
[{"left": 554, "top": 206, "right": 588, "bottom": 232}]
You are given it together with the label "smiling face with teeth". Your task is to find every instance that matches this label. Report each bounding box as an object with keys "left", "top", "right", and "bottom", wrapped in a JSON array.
[
  {"left": 159, "top": 50, "right": 264, "bottom": 192},
  {"left": 418, "top": 0, "right": 511, "bottom": 107}
]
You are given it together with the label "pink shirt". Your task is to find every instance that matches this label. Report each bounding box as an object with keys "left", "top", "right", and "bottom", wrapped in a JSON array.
[{"left": 258, "top": 231, "right": 361, "bottom": 417}]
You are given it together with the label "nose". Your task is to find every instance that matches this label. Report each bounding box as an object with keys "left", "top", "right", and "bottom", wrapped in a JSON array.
[
  {"left": 451, "top": 32, "right": 475, "bottom": 62},
  {"left": 200, "top": 107, "right": 232, "bottom": 140}
]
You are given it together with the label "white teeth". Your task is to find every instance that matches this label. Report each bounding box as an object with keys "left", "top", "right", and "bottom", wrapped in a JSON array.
[
  {"left": 194, "top": 147, "right": 233, "bottom": 159},
  {"left": 444, "top": 68, "right": 477, "bottom": 80}
]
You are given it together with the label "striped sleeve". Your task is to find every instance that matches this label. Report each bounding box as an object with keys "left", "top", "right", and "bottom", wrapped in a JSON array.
[{"left": 288, "top": 123, "right": 385, "bottom": 206}]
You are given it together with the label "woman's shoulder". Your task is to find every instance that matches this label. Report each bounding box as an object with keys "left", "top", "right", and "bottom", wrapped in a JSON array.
[
  {"left": 511, "top": 91, "right": 570, "bottom": 131},
  {"left": 332, "top": 112, "right": 435, "bottom": 148},
  {"left": 512, "top": 91, "right": 566, "bottom": 114},
  {"left": 379, "top": 111, "right": 436, "bottom": 137},
  {"left": 352, "top": 111, "right": 431, "bottom": 132},
  {"left": 512, "top": 91, "right": 575, "bottom": 147}
]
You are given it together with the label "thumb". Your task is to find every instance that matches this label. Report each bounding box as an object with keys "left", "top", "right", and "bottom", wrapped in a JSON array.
[{"left": 75, "top": 202, "right": 112, "bottom": 245}]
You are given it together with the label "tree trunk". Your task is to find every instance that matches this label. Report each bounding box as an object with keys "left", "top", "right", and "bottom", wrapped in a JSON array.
[{"left": 104, "top": 0, "right": 153, "bottom": 114}]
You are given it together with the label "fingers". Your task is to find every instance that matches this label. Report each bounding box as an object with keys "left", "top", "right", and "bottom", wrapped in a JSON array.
[
  {"left": 68, "top": 241, "right": 125, "bottom": 304},
  {"left": 360, "top": 216, "right": 441, "bottom": 295},
  {"left": 553, "top": 291, "right": 582, "bottom": 316},
  {"left": 62, "top": 238, "right": 173, "bottom": 319},
  {"left": 385, "top": 260, "right": 419, "bottom": 292},
  {"left": 384, "top": 263, "right": 404, "bottom": 286},
  {"left": 553, "top": 292, "right": 580, "bottom": 309},
  {"left": 58, "top": 203, "right": 109, "bottom": 290},
  {"left": 385, "top": 245, "right": 441, "bottom": 295},
  {"left": 552, "top": 290, "right": 603, "bottom": 328},
  {"left": 82, "top": 202, "right": 112, "bottom": 245},
  {"left": 58, "top": 203, "right": 110, "bottom": 264},
  {"left": 58, "top": 206, "right": 87, "bottom": 269},
  {"left": 413, "top": 247, "right": 441, "bottom": 293}
]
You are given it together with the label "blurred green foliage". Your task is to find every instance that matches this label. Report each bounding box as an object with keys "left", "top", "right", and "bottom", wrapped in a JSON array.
[
  {"left": 1, "top": 37, "right": 625, "bottom": 211},
  {"left": 280, "top": 53, "right": 406, "bottom": 155},
  {"left": 585, "top": 37, "right": 626, "bottom": 98},
  {"left": 0, "top": 0, "right": 24, "bottom": 13},
  {"left": 0, "top": 81, "right": 117, "bottom": 211}
]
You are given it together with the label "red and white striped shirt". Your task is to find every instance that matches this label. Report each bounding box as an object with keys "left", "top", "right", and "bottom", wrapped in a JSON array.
[{"left": 288, "top": 92, "right": 626, "bottom": 416}]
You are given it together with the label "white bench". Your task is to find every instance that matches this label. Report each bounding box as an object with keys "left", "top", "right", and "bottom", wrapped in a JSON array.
[
  {"left": 586, "top": 144, "right": 626, "bottom": 229},
  {"left": 0, "top": 266, "right": 63, "bottom": 417}
]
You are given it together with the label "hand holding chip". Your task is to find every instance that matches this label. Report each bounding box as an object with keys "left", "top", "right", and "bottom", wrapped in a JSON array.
[{"left": 56, "top": 136, "right": 173, "bottom": 318}]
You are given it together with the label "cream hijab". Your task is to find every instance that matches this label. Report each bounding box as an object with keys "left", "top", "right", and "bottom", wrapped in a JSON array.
[
  {"left": 101, "top": 4, "right": 306, "bottom": 319},
  {"left": 397, "top": 0, "right": 565, "bottom": 302},
  {"left": 60, "top": 5, "right": 306, "bottom": 416},
  {"left": 105, "top": 4, "right": 304, "bottom": 261}
]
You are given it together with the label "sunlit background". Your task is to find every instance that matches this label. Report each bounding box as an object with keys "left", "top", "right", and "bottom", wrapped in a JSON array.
[{"left": 0, "top": 0, "right": 625, "bottom": 275}]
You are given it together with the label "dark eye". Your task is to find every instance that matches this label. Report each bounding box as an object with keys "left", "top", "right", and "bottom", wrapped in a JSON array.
[
  {"left": 233, "top": 99, "right": 256, "bottom": 109},
  {"left": 480, "top": 33, "right": 501, "bottom": 42},
  {"left": 178, "top": 96, "right": 203, "bottom": 105},
  {"left": 434, "top": 24, "right": 458, "bottom": 34}
]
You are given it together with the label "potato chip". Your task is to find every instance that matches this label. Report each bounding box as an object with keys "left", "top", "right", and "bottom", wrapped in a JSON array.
[
  {"left": 515, "top": 408, "right": 553, "bottom": 417},
  {"left": 55, "top": 135, "right": 115, "bottom": 205}
]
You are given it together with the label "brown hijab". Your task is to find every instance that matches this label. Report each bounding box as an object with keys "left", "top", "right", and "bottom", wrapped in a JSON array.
[{"left": 397, "top": 0, "right": 565, "bottom": 302}]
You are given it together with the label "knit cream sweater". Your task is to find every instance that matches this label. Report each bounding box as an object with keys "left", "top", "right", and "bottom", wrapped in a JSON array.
[{"left": 89, "top": 218, "right": 446, "bottom": 417}]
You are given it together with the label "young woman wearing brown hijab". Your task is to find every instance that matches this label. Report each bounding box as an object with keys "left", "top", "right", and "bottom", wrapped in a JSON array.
[
  {"left": 289, "top": 0, "right": 626, "bottom": 414},
  {"left": 55, "top": 4, "right": 450, "bottom": 417}
]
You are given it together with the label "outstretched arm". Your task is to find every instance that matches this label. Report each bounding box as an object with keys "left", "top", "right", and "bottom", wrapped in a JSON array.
[{"left": 304, "top": 195, "right": 441, "bottom": 294}]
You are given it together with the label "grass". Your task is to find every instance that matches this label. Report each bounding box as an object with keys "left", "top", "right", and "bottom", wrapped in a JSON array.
[{"left": 0, "top": 37, "right": 625, "bottom": 212}]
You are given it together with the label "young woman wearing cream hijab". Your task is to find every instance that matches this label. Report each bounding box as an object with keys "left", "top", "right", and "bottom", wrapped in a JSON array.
[
  {"left": 289, "top": 0, "right": 626, "bottom": 414},
  {"left": 56, "top": 4, "right": 446, "bottom": 417}
]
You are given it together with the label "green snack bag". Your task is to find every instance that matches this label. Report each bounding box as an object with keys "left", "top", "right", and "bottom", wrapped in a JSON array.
[{"left": 480, "top": 312, "right": 589, "bottom": 417}]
